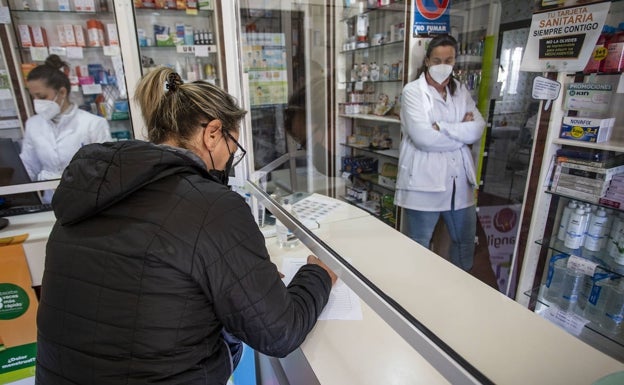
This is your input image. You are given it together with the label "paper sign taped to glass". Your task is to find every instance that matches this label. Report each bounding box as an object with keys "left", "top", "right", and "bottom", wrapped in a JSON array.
[
  {"left": 0, "top": 239, "right": 37, "bottom": 383},
  {"left": 520, "top": 2, "right": 611, "bottom": 72}
]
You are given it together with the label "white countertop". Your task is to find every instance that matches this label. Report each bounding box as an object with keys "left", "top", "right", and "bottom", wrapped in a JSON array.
[
  {"left": 3, "top": 201, "right": 624, "bottom": 384},
  {"left": 0, "top": 211, "right": 56, "bottom": 242},
  {"left": 266, "top": 202, "right": 624, "bottom": 384}
]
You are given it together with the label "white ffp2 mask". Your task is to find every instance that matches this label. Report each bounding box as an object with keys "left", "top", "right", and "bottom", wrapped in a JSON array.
[
  {"left": 34, "top": 95, "right": 61, "bottom": 121},
  {"left": 428, "top": 64, "right": 453, "bottom": 85}
]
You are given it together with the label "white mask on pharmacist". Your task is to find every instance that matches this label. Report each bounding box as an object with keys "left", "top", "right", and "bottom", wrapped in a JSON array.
[
  {"left": 428, "top": 64, "right": 453, "bottom": 85},
  {"left": 34, "top": 93, "right": 63, "bottom": 121}
]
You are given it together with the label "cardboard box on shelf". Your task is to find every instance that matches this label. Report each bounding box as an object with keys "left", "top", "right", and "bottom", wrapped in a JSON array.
[{"left": 559, "top": 116, "right": 615, "bottom": 143}]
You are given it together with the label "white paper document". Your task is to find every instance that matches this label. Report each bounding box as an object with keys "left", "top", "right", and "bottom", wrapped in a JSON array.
[{"left": 282, "top": 257, "right": 363, "bottom": 321}]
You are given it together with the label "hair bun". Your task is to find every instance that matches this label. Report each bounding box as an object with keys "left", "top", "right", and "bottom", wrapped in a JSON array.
[
  {"left": 44, "top": 54, "right": 64, "bottom": 70},
  {"left": 166, "top": 72, "right": 183, "bottom": 93}
]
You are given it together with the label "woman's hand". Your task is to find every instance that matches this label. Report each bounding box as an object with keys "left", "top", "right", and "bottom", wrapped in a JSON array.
[
  {"left": 462, "top": 112, "right": 474, "bottom": 122},
  {"left": 307, "top": 255, "right": 337, "bottom": 286}
]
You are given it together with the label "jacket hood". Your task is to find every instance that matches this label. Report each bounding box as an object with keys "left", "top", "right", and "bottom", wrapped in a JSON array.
[{"left": 52, "top": 140, "right": 213, "bottom": 225}]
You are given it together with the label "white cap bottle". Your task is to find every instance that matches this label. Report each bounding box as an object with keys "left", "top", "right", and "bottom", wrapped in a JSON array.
[
  {"left": 557, "top": 200, "right": 578, "bottom": 241},
  {"left": 584, "top": 208, "right": 608, "bottom": 252},
  {"left": 564, "top": 207, "right": 588, "bottom": 250}
]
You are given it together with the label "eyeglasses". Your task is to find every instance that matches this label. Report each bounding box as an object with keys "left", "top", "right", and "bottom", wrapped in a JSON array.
[{"left": 223, "top": 129, "right": 247, "bottom": 168}]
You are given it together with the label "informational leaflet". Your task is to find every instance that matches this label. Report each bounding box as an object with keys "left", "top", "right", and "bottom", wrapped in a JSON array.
[
  {"left": 282, "top": 257, "right": 363, "bottom": 321},
  {"left": 241, "top": 33, "right": 288, "bottom": 106}
]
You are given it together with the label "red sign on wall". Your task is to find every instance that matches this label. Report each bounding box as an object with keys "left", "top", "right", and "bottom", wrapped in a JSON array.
[{"left": 413, "top": 0, "right": 451, "bottom": 36}]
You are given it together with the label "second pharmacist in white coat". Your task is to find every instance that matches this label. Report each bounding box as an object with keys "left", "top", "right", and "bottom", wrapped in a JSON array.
[
  {"left": 20, "top": 55, "right": 111, "bottom": 188},
  {"left": 395, "top": 34, "right": 485, "bottom": 271}
]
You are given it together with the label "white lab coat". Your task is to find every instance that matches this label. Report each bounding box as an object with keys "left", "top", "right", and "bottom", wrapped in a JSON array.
[
  {"left": 395, "top": 75, "right": 485, "bottom": 211},
  {"left": 20, "top": 104, "right": 111, "bottom": 182}
]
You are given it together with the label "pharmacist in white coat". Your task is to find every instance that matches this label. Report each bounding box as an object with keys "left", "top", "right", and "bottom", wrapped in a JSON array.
[
  {"left": 20, "top": 55, "right": 111, "bottom": 192},
  {"left": 395, "top": 34, "right": 485, "bottom": 271}
]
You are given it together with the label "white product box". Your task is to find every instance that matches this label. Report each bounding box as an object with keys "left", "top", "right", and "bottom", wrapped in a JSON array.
[
  {"left": 560, "top": 116, "right": 615, "bottom": 143},
  {"left": 81, "top": 0, "right": 96, "bottom": 12},
  {"left": 31, "top": 26, "right": 47, "bottom": 47},
  {"left": 74, "top": 25, "right": 86, "bottom": 47},
  {"left": 106, "top": 24, "right": 118, "bottom": 46},
  {"left": 18, "top": 25, "right": 33, "bottom": 47},
  {"left": 56, "top": 25, "right": 67, "bottom": 46},
  {"left": 63, "top": 24, "right": 76, "bottom": 46},
  {"left": 58, "top": 0, "right": 71, "bottom": 11}
]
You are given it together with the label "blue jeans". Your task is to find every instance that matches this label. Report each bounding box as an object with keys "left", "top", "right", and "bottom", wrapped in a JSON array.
[{"left": 402, "top": 205, "right": 477, "bottom": 271}]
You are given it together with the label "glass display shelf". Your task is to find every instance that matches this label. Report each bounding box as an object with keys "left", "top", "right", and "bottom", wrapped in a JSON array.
[
  {"left": 340, "top": 39, "right": 404, "bottom": 54},
  {"left": 340, "top": 195, "right": 380, "bottom": 215},
  {"left": 553, "top": 138, "right": 624, "bottom": 153},
  {"left": 341, "top": 79, "right": 403, "bottom": 85},
  {"left": 340, "top": 143, "right": 399, "bottom": 160},
  {"left": 338, "top": 113, "right": 399, "bottom": 123},
  {"left": 10, "top": 9, "right": 112, "bottom": 14},
  {"left": 138, "top": 45, "right": 218, "bottom": 53},
  {"left": 134, "top": 7, "right": 213, "bottom": 15},
  {"left": 545, "top": 190, "right": 624, "bottom": 213},
  {"left": 524, "top": 286, "right": 624, "bottom": 362},
  {"left": 535, "top": 237, "right": 624, "bottom": 277},
  {"left": 339, "top": 0, "right": 405, "bottom": 22},
  {"left": 355, "top": 173, "right": 395, "bottom": 192}
]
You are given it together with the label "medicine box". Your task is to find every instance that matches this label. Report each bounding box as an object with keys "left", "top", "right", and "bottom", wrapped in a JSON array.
[
  {"left": 18, "top": 25, "right": 33, "bottom": 47},
  {"left": 106, "top": 24, "right": 119, "bottom": 46},
  {"left": 31, "top": 26, "right": 47, "bottom": 47},
  {"left": 559, "top": 116, "right": 615, "bottom": 143}
]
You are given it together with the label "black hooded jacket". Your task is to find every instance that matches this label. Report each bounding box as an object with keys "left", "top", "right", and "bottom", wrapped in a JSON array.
[{"left": 35, "top": 140, "right": 332, "bottom": 385}]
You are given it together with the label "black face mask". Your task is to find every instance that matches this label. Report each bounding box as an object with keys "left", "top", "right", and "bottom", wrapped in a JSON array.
[{"left": 208, "top": 151, "right": 234, "bottom": 186}]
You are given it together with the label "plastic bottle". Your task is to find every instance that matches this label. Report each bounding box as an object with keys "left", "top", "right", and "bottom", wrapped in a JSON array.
[
  {"left": 583, "top": 272, "right": 612, "bottom": 324},
  {"left": 557, "top": 200, "right": 578, "bottom": 241},
  {"left": 559, "top": 266, "right": 585, "bottom": 312},
  {"left": 544, "top": 254, "right": 568, "bottom": 303},
  {"left": 584, "top": 207, "right": 609, "bottom": 252},
  {"left": 564, "top": 207, "right": 588, "bottom": 249},
  {"left": 601, "top": 279, "right": 624, "bottom": 334},
  {"left": 584, "top": 25, "right": 611, "bottom": 74},
  {"left": 276, "top": 199, "right": 300, "bottom": 248},
  {"left": 603, "top": 23, "right": 624, "bottom": 73}
]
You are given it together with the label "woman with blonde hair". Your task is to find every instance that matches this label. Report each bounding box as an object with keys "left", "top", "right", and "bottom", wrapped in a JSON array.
[{"left": 36, "top": 67, "right": 336, "bottom": 385}]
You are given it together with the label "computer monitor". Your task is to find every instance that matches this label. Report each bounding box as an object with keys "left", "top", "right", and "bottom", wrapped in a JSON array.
[{"left": 0, "top": 138, "right": 45, "bottom": 208}]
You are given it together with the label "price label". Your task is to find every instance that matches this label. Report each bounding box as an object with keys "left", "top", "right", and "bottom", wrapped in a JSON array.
[
  {"left": 194, "top": 45, "right": 210, "bottom": 57},
  {"left": 0, "top": 6, "right": 9, "bottom": 24},
  {"left": 81, "top": 83, "right": 102, "bottom": 95},
  {"left": 542, "top": 304, "right": 588, "bottom": 336},
  {"left": 49, "top": 46, "right": 67, "bottom": 56},
  {"left": 177, "top": 45, "right": 195, "bottom": 54},
  {"left": 341, "top": 171, "right": 351, "bottom": 180},
  {"left": 66, "top": 46, "right": 83, "bottom": 59},
  {"left": 30, "top": 47, "right": 49, "bottom": 62},
  {"left": 0, "top": 88, "right": 12, "bottom": 100},
  {"left": 567, "top": 255, "right": 597, "bottom": 276},
  {"left": 103, "top": 46, "right": 120, "bottom": 56}
]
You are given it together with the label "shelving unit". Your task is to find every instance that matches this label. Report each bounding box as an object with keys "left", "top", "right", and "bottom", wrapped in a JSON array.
[
  {"left": 6, "top": 0, "right": 132, "bottom": 138},
  {"left": 335, "top": 0, "right": 406, "bottom": 229},
  {"left": 132, "top": 4, "right": 220, "bottom": 86},
  {"left": 520, "top": 59, "right": 624, "bottom": 361}
]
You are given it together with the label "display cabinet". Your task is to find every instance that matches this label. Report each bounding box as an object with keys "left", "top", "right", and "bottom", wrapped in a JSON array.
[
  {"left": 0, "top": 44, "right": 22, "bottom": 141},
  {"left": 520, "top": 52, "right": 624, "bottom": 360},
  {"left": 131, "top": 0, "right": 221, "bottom": 86},
  {"left": 5, "top": 0, "right": 133, "bottom": 139},
  {"left": 335, "top": 0, "right": 406, "bottom": 228}
]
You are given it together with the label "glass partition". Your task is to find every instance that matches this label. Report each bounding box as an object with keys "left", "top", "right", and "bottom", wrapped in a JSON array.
[{"left": 234, "top": 1, "right": 503, "bottom": 383}]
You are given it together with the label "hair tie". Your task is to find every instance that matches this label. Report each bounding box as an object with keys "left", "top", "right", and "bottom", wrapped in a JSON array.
[{"left": 165, "top": 72, "right": 183, "bottom": 93}]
